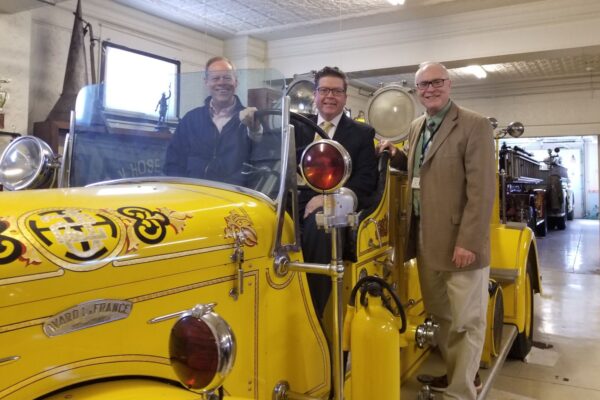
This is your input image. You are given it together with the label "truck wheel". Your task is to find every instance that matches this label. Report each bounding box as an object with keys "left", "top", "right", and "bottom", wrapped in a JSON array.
[
  {"left": 556, "top": 214, "right": 567, "bottom": 230},
  {"left": 509, "top": 262, "right": 534, "bottom": 360},
  {"left": 489, "top": 281, "right": 504, "bottom": 357},
  {"left": 526, "top": 207, "right": 536, "bottom": 232},
  {"left": 534, "top": 217, "right": 547, "bottom": 237},
  {"left": 567, "top": 194, "right": 575, "bottom": 220}
]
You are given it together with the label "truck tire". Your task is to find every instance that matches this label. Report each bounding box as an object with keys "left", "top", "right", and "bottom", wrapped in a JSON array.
[
  {"left": 526, "top": 206, "right": 536, "bottom": 232},
  {"left": 509, "top": 262, "right": 534, "bottom": 360},
  {"left": 534, "top": 217, "right": 547, "bottom": 237},
  {"left": 567, "top": 193, "right": 575, "bottom": 220},
  {"left": 556, "top": 214, "right": 566, "bottom": 230}
]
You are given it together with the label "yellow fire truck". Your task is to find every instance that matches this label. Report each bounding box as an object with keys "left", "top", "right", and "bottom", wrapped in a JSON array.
[{"left": 0, "top": 70, "right": 540, "bottom": 399}]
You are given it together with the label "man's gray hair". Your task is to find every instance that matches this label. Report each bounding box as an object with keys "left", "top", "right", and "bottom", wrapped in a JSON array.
[{"left": 416, "top": 61, "right": 450, "bottom": 78}]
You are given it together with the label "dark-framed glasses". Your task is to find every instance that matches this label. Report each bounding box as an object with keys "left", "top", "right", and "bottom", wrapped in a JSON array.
[
  {"left": 316, "top": 87, "right": 346, "bottom": 96},
  {"left": 415, "top": 78, "right": 448, "bottom": 90}
]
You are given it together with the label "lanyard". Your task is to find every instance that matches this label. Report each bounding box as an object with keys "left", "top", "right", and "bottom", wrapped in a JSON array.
[{"left": 420, "top": 121, "right": 441, "bottom": 166}]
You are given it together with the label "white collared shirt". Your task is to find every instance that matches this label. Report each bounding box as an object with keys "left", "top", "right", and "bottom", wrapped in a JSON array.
[
  {"left": 317, "top": 112, "right": 344, "bottom": 139},
  {"left": 210, "top": 98, "right": 236, "bottom": 133}
]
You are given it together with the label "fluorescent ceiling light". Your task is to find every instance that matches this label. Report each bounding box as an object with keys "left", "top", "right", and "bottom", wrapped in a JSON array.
[
  {"left": 387, "top": 0, "right": 405, "bottom": 5},
  {"left": 482, "top": 64, "right": 502, "bottom": 72},
  {"left": 465, "top": 65, "right": 487, "bottom": 79}
]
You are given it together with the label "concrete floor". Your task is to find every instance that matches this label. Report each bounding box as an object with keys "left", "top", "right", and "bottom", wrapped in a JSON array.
[{"left": 489, "top": 219, "right": 600, "bottom": 400}]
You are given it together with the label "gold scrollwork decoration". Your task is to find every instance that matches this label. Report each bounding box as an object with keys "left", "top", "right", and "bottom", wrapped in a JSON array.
[
  {"left": 377, "top": 213, "right": 389, "bottom": 237},
  {"left": 224, "top": 209, "right": 258, "bottom": 247},
  {"left": 114, "top": 206, "right": 192, "bottom": 253},
  {"left": 0, "top": 216, "right": 41, "bottom": 266}
]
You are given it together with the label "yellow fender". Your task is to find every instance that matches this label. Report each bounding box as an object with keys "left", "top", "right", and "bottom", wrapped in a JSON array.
[{"left": 490, "top": 224, "right": 541, "bottom": 334}]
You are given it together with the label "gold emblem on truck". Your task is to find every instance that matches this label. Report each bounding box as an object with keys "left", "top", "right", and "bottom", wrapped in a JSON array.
[
  {"left": 19, "top": 208, "right": 126, "bottom": 271},
  {"left": 224, "top": 209, "right": 257, "bottom": 247},
  {"left": 3, "top": 206, "right": 192, "bottom": 270}
]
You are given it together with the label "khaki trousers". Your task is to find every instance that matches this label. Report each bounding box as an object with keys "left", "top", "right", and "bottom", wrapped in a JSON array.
[{"left": 417, "top": 228, "right": 489, "bottom": 400}]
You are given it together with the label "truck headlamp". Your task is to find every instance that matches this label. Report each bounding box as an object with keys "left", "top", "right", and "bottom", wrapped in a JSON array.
[
  {"left": 169, "top": 303, "right": 236, "bottom": 393},
  {"left": 0, "top": 136, "right": 57, "bottom": 190}
]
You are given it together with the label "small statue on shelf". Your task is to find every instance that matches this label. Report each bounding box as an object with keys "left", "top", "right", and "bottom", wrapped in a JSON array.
[
  {"left": 0, "top": 79, "right": 9, "bottom": 111},
  {"left": 155, "top": 87, "right": 171, "bottom": 128}
]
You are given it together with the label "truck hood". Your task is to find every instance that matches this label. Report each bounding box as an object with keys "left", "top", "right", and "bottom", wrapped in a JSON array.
[{"left": 0, "top": 182, "right": 277, "bottom": 311}]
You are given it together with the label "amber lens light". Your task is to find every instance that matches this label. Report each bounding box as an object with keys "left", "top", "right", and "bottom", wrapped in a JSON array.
[
  {"left": 170, "top": 315, "right": 219, "bottom": 390},
  {"left": 301, "top": 142, "right": 346, "bottom": 191}
]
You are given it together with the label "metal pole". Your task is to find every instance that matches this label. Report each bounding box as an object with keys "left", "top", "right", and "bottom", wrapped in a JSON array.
[
  {"left": 330, "top": 226, "right": 344, "bottom": 400},
  {"left": 500, "top": 170, "right": 507, "bottom": 224}
]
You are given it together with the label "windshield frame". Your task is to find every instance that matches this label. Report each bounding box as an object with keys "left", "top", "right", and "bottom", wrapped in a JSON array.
[{"left": 60, "top": 69, "right": 286, "bottom": 202}]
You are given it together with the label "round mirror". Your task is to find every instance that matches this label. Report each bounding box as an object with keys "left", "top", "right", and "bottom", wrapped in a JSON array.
[
  {"left": 0, "top": 136, "right": 57, "bottom": 190},
  {"left": 507, "top": 121, "right": 525, "bottom": 138},
  {"left": 286, "top": 75, "right": 315, "bottom": 115},
  {"left": 487, "top": 117, "right": 499, "bottom": 129},
  {"left": 366, "top": 84, "right": 417, "bottom": 143}
]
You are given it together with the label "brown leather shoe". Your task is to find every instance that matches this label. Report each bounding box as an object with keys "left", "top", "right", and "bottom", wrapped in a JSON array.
[
  {"left": 416, "top": 374, "right": 448, "bottom": 392},
  {"left": 474, "top": 373, "right": 483, "bottom": 393},
  {"left": 416, "top": 373, "right": 482, "bottom": 393}
]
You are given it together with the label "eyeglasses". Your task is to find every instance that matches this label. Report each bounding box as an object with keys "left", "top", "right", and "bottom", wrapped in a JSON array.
[
  {"left": 316, "top": 87, "right": 346, "bottom": 96},
  {"left": 415, "top": 78, "right": 448, "bottom": 90}
]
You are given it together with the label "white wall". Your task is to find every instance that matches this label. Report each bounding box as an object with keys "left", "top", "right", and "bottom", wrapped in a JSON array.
[
  {"left": 267, "top": 0, "right": 600, "bottom": 78},
  {"left": 1, "top": 0, "right": 226, "bottom": 134},
  {"left": 457, "top": 87, "right": 600, "bottom": 137},
  {"left": 0, "top": 12, "right": 31, "bottom": 134},
  {"left": 265, "top": 0, "right": 600, "bottom": 139}
]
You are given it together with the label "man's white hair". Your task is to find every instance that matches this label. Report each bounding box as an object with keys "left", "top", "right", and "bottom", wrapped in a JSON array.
[{"left": 416, "top": 61, "right": 450, "bottom": 78}]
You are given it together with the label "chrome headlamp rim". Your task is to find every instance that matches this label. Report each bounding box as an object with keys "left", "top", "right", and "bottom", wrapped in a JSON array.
[
  {"left": 366, "top": 84, "right": 417, "bottom": 144},
  {"left": 286, "top": 74, "right": 316, "bottom": 115},
  {"left": 0, "top": 136, "right": 56, "bottom": 190},
  {"left": 300, "top": 139, "right": 352, "bottom": 193},
  {"left": 172, "top": 304, "right": 236, "bottom": 393}
]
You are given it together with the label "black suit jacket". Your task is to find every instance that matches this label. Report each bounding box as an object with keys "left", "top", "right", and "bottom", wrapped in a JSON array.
[{"left": 295, "top": 113, "right": 378, "bottom": 212}]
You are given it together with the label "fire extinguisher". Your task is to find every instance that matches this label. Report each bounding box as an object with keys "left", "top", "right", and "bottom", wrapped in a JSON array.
[{"left": 343, "top": 276, "right": 407, "bottom": 400}]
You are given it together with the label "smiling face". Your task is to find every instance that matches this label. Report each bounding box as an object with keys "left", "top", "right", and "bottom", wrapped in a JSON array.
[
  {"left": 315, "top": 76, "right": 347, "bottom": 121},
  {"left": 415, "top": 63, "right": 451, "bottom": 116},
  {"left": 205, "top": 59, "right": 237, "bottom": 109}
]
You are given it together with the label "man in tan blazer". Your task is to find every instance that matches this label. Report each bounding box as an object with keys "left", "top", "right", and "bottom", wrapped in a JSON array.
[{"left": 380, "top": 61, "right": 496, "bottom": 399}]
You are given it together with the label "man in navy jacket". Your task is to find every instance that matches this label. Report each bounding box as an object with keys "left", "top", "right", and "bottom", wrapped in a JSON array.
[{"left": 164, "top": 57, "right": 258, "bottom": 186}]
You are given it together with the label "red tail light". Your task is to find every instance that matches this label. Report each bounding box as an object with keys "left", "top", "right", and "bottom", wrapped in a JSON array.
[
  {"left": 300, "top": 140, "right": 351, "bottom": 193},
  {"left": 169, "top": 304, "right": 235, "bottom": 392}
]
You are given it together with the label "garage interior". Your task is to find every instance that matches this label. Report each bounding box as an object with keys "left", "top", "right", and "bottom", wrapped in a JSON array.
[{"left": 1, "top": 0, "right": 599, "bottom": 399}]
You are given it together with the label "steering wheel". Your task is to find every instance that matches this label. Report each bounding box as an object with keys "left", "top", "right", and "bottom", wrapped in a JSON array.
[{"left": 253, "top": 109, "right": 328, "bottom": 154}]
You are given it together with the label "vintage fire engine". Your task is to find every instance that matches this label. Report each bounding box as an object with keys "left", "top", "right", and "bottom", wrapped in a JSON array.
[
  {"left": 0, "top": 71, "right": 540, "bottom": 400},
  {"left": 499, "top": 141, "right": 573, "bottom": 236}
]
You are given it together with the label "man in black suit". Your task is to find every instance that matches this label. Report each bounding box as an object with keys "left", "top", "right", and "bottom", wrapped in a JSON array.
[{"left": 296, "top": 66, "right": 378, "bottom": 319}]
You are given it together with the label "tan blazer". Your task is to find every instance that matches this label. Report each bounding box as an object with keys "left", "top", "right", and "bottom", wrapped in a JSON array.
[{"left": 400, "top": 102, "right": 496, "bottom": 271}]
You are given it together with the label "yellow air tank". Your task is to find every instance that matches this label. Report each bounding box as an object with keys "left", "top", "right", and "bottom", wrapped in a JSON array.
[{"left": 350, "top": 278, "right": 403, "bottom": 400}]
